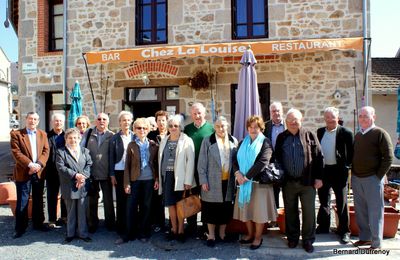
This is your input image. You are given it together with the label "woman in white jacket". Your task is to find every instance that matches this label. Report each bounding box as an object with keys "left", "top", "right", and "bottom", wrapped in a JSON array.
[{"left": 158, "top": 115, "right": 195, "bottom": 242}]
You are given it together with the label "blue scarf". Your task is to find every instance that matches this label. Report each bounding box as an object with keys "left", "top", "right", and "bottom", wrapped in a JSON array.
[
  {"left": 236, "top": 133, "right": 265, "bottom": 208},
  {"left": 135, "top": 136, "right": 150, "bottom": 169}
]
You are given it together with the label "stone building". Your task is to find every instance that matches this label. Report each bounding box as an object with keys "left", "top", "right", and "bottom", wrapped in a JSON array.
[{"left": 10, "top": 0, "right": 367, "bottom": 133}]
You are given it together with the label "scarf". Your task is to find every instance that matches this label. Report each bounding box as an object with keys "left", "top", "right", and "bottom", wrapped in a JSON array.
[
  {"left": 236, "top": 133, "right": 265, "bottom": 208},
  {"left": 135, "top": 136, "right": 150, "bottom": 169}
]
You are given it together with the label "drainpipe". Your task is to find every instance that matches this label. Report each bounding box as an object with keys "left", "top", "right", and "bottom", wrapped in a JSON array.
[
  {"left": 362, "top": 0, "right": 369, "bottom": 106},
  {"left": 62, "top": 0, "right": 68, "bottom": 122}
]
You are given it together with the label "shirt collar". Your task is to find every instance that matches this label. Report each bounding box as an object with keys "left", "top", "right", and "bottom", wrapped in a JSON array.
[
  {"left": 27, "top": 129, "right": 37, "bottom": 135},
  {"left": 360, "top": 124, "right": 376, "bottom": 135}
]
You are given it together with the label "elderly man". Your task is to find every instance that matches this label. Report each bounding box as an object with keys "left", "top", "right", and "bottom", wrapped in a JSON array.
[
  {"left": 10, "top": 112, "right": 50, "bottom": 238},
  {"left": 184, "top": 102, "right": 214, "bottom": 236},
  {"left": 45, "top": 113, "right": 68, "bottom": 228},
  {"left": 82, "top": 112, "right": 115, "bottom": 233},
  {"left": 316, "top": 107, "right": 353, "bottom": 244},
  {"left": 352, "top": 106, "right": 393, "bottom": 249},
  {"left": 264, "top": 101, "right": 286, "bottom": 208},
  {"left": 274, "top": 108, "right": 323, "bottom": 253}
]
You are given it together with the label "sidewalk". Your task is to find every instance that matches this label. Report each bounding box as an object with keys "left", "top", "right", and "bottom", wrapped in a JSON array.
[{"left": 0, "top": 202, "right": 399, "bottom": 259}]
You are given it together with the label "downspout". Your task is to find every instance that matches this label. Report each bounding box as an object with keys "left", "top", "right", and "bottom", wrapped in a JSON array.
[
  {"left": 362, "top": 0, "right": 370, "bottom": 106},
  {"left": 62, "top": 0, "right": 68, "bottom": 121}
]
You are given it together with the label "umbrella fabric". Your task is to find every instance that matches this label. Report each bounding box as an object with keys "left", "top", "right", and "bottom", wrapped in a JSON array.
[
  {"left": 395, "top": 86, "right": 400, "bottom": 159},
  {"left": 233, "top": 49, "right": 262, "bottom": 141},
  {"left": 68, "top": 81, "right": 83, "bottom": 128}
]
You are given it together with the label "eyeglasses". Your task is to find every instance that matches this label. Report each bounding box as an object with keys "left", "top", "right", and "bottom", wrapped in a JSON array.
[
  {"left": 135, "top": 127, "right": 148, "bottom": 130},
  {"left": 97, "top": 118, "right": 107, "bottom": 121},
  {"left": 168, "top": 124, "right": 179, "bottom": 128}
]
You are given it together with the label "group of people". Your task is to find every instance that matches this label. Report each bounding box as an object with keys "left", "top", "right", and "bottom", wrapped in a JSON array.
[{"left": 10, "top": 101, "right": 393, "bottom": 253}]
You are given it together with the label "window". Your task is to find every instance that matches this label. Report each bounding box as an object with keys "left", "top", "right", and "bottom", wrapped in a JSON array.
[
  {"left": 232, "top": 0, "right": 268, "bottom": 39},
  {"left": 49, "top": 0, "right": 63, "bottom": 51},
  {"left": 136, "top": 0, "right": 167, "bottom": 45}
]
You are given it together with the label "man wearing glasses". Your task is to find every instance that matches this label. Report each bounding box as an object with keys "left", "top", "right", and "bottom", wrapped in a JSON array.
[{"left": 82, "top": 112, "right": 115, "bottom": 233}]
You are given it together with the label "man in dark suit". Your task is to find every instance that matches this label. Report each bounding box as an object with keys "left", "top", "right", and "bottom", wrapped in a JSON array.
[
  {"left": 10, "top": 112, "right": 50, "bottom": 238},
  {"left": 316, "top": 107, "right": 354, "bottom": 244},
  {"left": 264, "top": 101, "right": 285, "bottom": 208}
]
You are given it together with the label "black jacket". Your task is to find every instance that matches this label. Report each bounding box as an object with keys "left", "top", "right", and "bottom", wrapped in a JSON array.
[
  {"left": 317, "top": 125, "right": 354, "bottom": 172},
  {"left": 108, "top": 130, "right": 135, "bottom": 177},
  {"left": 274, "top": 128, "right": 324, "bottom": 186}
]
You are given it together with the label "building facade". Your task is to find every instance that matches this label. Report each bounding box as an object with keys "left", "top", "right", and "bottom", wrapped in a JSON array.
[{"left": 13, "top": 0, "right": 367, "bottom": 133}]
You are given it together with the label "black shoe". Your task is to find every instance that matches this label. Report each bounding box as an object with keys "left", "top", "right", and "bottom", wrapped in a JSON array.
[
  {"left": 165, "top": 232, "right": 176, "bottom": 241},
  {"left": 250, "top": 239, "right": 263, "bottom": 250},
  {"left": 206, "top": 239, "right": 215, "bottom": 247},
  {"left": 176, "top": 233, "right": 185, "bottom": 243},
  {"left": 80, "top": 237, "right": 92, "bottom": 242},
  {"left": 55, "top": 218, "right": 65, "bottom": 226},
  {"left": 303, "top": 242, "right": 314, "bottom": 253},
  {"left": 88, "top": 226, "right": 97, "bottom": 234},
  {"left": 340, "top": 233, "right": 351, "bottom": 244},
  {"left": 33, "top": 224, "right": 50, "bottom": 232},
  {"left": 288, "top": 240, "right": 298, "bottom": 248},
  {"left": 316, "top": 226, "right": 329, "bottom": 234},
  {"left": 13, "top": 231, "right": 24, "bottom": 239},
  {"left": 63, "top": 237, "right": 74, "bottom": 243}
]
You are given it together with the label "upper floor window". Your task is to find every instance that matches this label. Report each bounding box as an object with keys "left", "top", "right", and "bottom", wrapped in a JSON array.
[
  {"left": 49, "top": 0, "right": 63, "bottom": 51},
  {"left": 136, "top": 0, "right": 167, "bottom": 45},
  {"left": 232, "top": 0, "right": 268, "bottom": 39}
]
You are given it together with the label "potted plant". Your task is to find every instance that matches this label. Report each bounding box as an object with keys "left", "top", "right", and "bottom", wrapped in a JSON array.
[
  {"left": 0, "top": 181, "right": 16, "bottom": 205},
  {"left": 188, "top": 70, "right": 213, "bottom": 90}
]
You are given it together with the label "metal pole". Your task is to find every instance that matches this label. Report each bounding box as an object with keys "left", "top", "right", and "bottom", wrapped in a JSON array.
[
  {"left": 62, "top": 0, "right": 68, "bottom": 125},
  {"left": 362, "top": 0, "right": 369, "bottom": 106},
  {"left": 353, "top": 67, "right": 359, "bottom": 132},
  {"left": 104, "top": 76, "right": 109, "bottom": 113},
  {"left": 82, "top": 53, "right": 98, "bottom": 115}
]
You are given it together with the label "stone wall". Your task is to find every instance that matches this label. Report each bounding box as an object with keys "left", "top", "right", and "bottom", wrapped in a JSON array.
[{"left": 17, "top": 0, "right": 366, "bottom": 130}]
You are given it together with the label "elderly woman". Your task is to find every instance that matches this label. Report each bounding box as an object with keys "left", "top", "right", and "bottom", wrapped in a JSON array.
[
  {"left": 198, "top": 116, "right": 238, "bottom": 247},
  {"left": 75, "top": 115, "right": 90, "bottom": 135},
  {"left": 116, "top": 118, "right": 159, "bottom": 244},
  {"left": 158, "top": 115, "right": 195, "bottom": 242},
  {"left": 56, "top": 128, "right": 93, "bottom": 243},
  {"left": 233, "top": 115, "right": 277, "bottom": 250}
]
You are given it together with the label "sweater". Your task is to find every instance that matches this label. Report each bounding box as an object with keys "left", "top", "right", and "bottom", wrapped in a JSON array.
[
  {"left": 184, "top": 122, "right": 214, "bottom": 161},
  {"left": 352, "top": 127, "right": 393, "bottom": 179}
]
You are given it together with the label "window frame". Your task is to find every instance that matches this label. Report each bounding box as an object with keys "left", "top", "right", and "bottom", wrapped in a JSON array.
[
  {"left": 136, "top": 0, "right": 168, "bottom": 46},
  {"left": 48, "top": 0, "right": 63, "bottom": 52},
  {"left": 231, "top": 0, "right": 269, "bottom": 40}
]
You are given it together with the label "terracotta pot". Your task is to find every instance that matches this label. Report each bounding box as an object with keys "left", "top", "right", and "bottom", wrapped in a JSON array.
[
  {"left": 334, "top": 205, "right": 400, "bottom": 238},
  {"left": 226, "top": 219, "right": 271, "bottom": 234},
  {"left": 277, "top": 208, "right": 285, "bottom": 234},
  {"left": 7, "top": 197, "right": 33, "bottom": 219},
  {"left": 0, "top": 182, "right": 17, "bottom": 205}
]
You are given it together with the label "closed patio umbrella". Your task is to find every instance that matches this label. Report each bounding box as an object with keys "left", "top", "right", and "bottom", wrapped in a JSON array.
[
  {"left": 395, "top": 86, "right": 400, "bottom": 159},
  {"left": 68, "top": 81, "right": 83, "bottom": 128},
  {"left": 233, "top": 48, "right": 262, "bottom": 141}
]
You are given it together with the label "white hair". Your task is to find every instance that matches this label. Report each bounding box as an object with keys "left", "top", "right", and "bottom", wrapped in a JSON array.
[
  {"left": 269, "top": 101, "right": 283, "bottom": 111},
  {"left": 97, "top": 112, "right": 109, "bottom": 121},
  {"left": 51, "top": 113, "right": 65, "bottom": 122},
  {"left": 324, "top": 107, "right": 339, "bottom": 118},
  {"left": 286, "top": 108, "right": 303, "bottom": 120},
  {"left": 118, "top": 110, "right": 133, "bottom": 122},
  {"left": 214, "top": 116, "right": 229, "bottom": 127},
  {"left": 168, "top": 114, "right": 185, "bottom": 131},
  {"left": 191, "top": 102, "right": 206, "bottom": 114},
  {"left": 359, "top": 106, "right": 375, "bottom": 117}
]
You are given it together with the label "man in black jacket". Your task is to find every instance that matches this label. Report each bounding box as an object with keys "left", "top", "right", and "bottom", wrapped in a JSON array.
[
  {"left": 274, "top": 108, "right": 323, "bottom": 253},
  {"left": 316, "top": 107, "right": 353, "bottom": 244}
]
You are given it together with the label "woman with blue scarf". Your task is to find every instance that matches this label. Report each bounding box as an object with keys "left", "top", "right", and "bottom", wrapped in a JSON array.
[
  {"left": 116, "top": 118, "right": 159, "bottom": 244},
  {"left": 233, "top": 115, "right": 277, "bottom": 250}
]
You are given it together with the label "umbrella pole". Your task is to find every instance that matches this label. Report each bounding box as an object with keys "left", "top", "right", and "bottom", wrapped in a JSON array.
[
  {"left": 353, "top": 66, "right": 359, "bottom": 132},
  {"left": 82, "top": 53, "right": 98, "bottom": 115},
  {"left": 100, "top": 64, "right": 103, "bottom": 113},
  {"left": 104, "top": 76, "right": 109, "bottom": 113}
]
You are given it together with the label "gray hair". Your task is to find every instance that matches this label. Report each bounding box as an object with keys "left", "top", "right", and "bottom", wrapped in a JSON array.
[
  {"left": 214, "top": 116, "right": 229, "bottom": 127},
  {"left": 359, "top": 106, "right": 375, "bottom": 117},
  {"left": 26, "top": 112, "right": 39, "bottom": 119},
  {"left": 64, "top": 128, "right": 81, "bottom": 140},
  {"left": 191, "top": 102, "right": 206, "bottom": 114},
  {"left": 97, "top": 112, "right": 109, "bottom": 121},
  {"left": 269, "top": 101, "right": 283, "bottom": 112},
  {"left": 286, "top": 108, "right": 303, "bottom": 120},
  {"left": 168, "top": 114, "right": 184, "bottom": 131},
  {"left": 118, "top": 110, "right": 133, "bottom": 122},
  {"left": 51, "top": 113, "right": 65, "bottom": 122},
  {"left": 324, "top": 107, "right": 339, "bottom": 118}
]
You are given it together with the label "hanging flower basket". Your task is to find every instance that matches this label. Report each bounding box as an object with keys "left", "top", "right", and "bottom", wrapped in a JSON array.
[{"left": 188, "top": 71, "right": 211, "bottom": 90}]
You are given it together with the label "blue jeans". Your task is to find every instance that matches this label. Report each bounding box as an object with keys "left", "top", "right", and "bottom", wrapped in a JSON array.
[{"left": 125, "top": 180, "right": 154, "bottom": 239}]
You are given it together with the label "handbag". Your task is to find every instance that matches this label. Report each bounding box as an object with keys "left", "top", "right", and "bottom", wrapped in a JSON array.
[
  {"left": 176, "top": 190, "right": 201, "bottom": 220},
  {"left": 259, "top": 163, "right": 284, "bottom": 185}
]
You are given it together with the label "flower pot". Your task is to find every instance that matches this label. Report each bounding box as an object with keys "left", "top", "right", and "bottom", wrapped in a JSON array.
[
  {"left": 7, "top": 197, "right": 33, "bottom": 219},
  {"left": 226, "top": 218, "right": 274, "bottom": 234},
  {"left": 0, "top": 182, "right": 16, "bottom": 205},
  {"left": 335, "top": 205, "right": 400, "bottom": 238},
  {"left": 277, "top": 208, "right": 285, "bottom": 234}
]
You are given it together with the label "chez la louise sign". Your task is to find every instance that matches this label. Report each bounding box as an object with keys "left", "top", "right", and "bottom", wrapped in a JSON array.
[{"left": 85, "top": 37, "right": 363, "bottom": 64}]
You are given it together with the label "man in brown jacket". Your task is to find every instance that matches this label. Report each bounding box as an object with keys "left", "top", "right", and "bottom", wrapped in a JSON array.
[{"left": 10, "top": 112, "right": 50, "bottom": 238}]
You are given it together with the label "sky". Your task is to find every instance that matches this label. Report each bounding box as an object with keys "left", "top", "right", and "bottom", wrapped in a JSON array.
[{"left": 0, "top": 0, "right": 399, "bottom": 62}]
